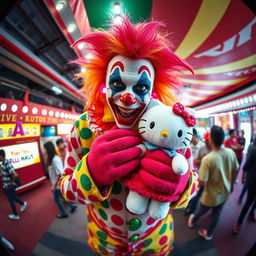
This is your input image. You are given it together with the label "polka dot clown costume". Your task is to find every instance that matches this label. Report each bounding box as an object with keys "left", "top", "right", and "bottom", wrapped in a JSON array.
[{"left": 60, "top": 16, "right": 198, "bottom": 256}]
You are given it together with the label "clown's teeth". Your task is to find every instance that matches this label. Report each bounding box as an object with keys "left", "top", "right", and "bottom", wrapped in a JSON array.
[{"left": 120, "top": 108, "right": 134, "bottom": 113}]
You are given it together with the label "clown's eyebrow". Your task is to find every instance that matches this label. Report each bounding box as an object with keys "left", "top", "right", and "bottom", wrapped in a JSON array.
[
  {"left": 110, "top": 61, "right": 124, "bottom": 73},
  {"left": 138, "top": 65, "right": 151, "bottom": 78}
]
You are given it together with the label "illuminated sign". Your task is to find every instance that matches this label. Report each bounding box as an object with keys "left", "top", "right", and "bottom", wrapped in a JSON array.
[
  {"left": 57, "top": 123, "right": 73, "bottom": 135},
  {"left": 2, "top": 142, "right": 41, "bottom": 169},
  {"left": 0, "top": 123, "right": 40, "bottom": 140}
]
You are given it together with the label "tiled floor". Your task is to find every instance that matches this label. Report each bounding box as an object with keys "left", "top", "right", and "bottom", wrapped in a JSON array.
[{"left": 1, "top": 178, "right": 255, "bottom": 256}]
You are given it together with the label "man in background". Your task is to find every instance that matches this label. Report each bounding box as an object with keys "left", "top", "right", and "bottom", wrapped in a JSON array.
[
  {"left": 0, "top": 149, "right": 27, "bottom": 220},
  {"left": 56, "top": 138, "right": 67, "bottom": 163},
  {"left": 188, "top": 126, "right": 238, "bottom": 240}
]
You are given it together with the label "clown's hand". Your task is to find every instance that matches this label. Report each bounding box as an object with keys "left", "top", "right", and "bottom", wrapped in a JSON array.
[
  {"left": 87, "top": 129, "right": 143, "bottom": 187},
  {"left": 139, "top": 150, "right": 190, "bottom": 199}
]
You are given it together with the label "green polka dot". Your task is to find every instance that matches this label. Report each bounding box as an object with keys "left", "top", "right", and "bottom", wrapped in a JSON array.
[
  {"left": 82, "top": 147, "right": 89, "bottom": 155},
  {"left": 111, "top": 181, "right": 122, "bottom": 194},
  {"left": 75, "top": 120, "right": 79, "bottom": 128},
  {"left": 189, "top": 176, "right": 193, "bottom": 186},
  {"left": 101, "top": 200, "right": 109, "bottom": 208},
  {"left": 159, "top": 224, "right": 167, "bottom": 235},
  {"left": 98, "top": 209, "right": 108, "bottom": 220},
  {"left": 144, "top": 249, "right": 155, "bottom": 253},
  {"left": 81, "top": 114, "right": 87, "bottom": 121},
  {"left": 169, "top": 222, "right": 173, "bottom": 231},
  {"left": 142, "top": 238, "right": 152, "bottom": 248},
  {"left": 129, "top": 235, "right": 139, "bottom": 242},
  {"left": 80, "top": 174, "right": 92, "bottom": 191},
  {"left": 77, "top": 161, "right": 83, "bottom": 171},
  {"left": 128, "top": 218, "right": 142, "bottom": 231},
  {"left": 99, "top": 239, "right": 107, "bottom": 247},
  {"left": 98, "top": 245, "right": 108, "bottom": 254},
  {"left": 80, "top": 128, "right": 92, "bottom": 140},
  {"left": 97, "top": 231, "right": 107, "bottom": 240}
]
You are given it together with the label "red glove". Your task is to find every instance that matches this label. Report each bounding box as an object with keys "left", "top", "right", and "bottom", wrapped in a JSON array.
[
  {"left": 139, "top": 150, "right": 190, "bottom": 198},
  {"left": 87, "top": 129, "right": 143, "bottom": 187}
]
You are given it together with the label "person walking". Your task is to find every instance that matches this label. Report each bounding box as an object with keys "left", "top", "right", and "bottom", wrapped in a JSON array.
[
  {"left": 56, "top": 138, "right": 67, "bottom": 163},
  {"left": 185, "top": 132, "right": 211, "bottom": 216},
  {"left": 188, "top": 126, "right": 238, "bottom": 240},
  {"left": 0, "top": 149, "right": 27, "bottom": 220},
  {"left": 233, "top": 146, "right": 256, "bottom": 233},
  {"left": 43, "top": 141, "right": 77, "bottom": 218},
  {"left": 238, "top": 135, "right": 256, "bottom": 204}
]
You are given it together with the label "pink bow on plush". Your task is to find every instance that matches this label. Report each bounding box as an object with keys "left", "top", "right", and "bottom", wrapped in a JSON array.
[{"left": 173, "top": 102, "right": 196, "bottom": 127}]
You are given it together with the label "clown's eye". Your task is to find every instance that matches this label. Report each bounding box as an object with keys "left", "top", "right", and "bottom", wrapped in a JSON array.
[
  {"left": 177, "top": 130, "right": 183, "bottom": 137},
  {"left": 111, "top": 81, "right": 125, "bottom": 89},
  {"left": 134, "top": 84, "right": 148, "bottom": 91},
  {"left": 150, "top": 122, "right": 155, "bottom": 129}
]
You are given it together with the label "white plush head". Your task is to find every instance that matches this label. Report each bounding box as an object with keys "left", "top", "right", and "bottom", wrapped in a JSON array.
[{"left": 138, "top": 99, "right": 196, "bottom": 149}]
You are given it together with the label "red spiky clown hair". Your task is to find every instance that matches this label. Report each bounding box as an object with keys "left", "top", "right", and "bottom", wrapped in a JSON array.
[{"left": 73, "top": 16, "right": 193, "bottom": 131}]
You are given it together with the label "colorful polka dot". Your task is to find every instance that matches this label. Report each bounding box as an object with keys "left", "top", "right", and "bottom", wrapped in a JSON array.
[
  {"left": 101, "top": 200, "right": 109, "bottom": 208},
  {"left": 82, "top": 147, "right": 89, "bottom": 155},
  {"left": 67, "top": 142, "right": 72, "bottom": 152},
  {"left": 169, "top": 222, "right": 173, "bottom": 230},
  {"left": 97, "top": 231, "right": 107, "bottom": 240},
  {"left": 71, "top": 137, "right": 79, "bottom": 149},
  {"left": 77, "top": 188, "right": 85, "bottom": 199},
  {"left": 98, "top": 245, "right": 107, "bottom": 253},
  {"left": 75, "top": 120, "right": 79, "bottom": 128},
  {"left": 80, "top": 174, "right": 92, "bottom": 191},
  {"left": 65, "top": 168, "right": 73, "bottom": 174},
  {"left": 159, "top": 235, "right": 168, "bottom": 245},
  {"left": 110, "top": 227, "right": 123, "bottom": 235},
  {"left": 144, "top": 249, "right": 155, "bottom": 254},
  {"left": 111, "top": 181, "right": 122, "bottom": 194},
  {"left": 146, "top": 217, "right": 156, "bottom": 225},
  {"left": 66, "top": 190, "right": 75, "bottom": 200},
  {"left": 71, "top": 179, "right": 77, "bottom": 192},
  {"left": 67, "top": 156, "right": 76, "bottom": 167},
  {"left": 110, "top": 199, "right": 123, "bottom": 211},
  {"left": 128, "top": 218, "right": 142, "bottom": 231},
  {"left": 142, "top": 238, "right": 152, "bottom": 248},
  {"left": 77, "top": 161, "right": 83, "bottom": 171},
  {"left": 98, "top": 209, "right": 108, "bottom": 220},
  {"left": 159, "top": 224, "right": 167, "bottom": 235},
  {"left": 81, "top": 114, "right": 87, "bottom": 120},
  {"left": 99, "top": 239, "right": 107, "bottom": 247},
  {"left": 88, "top": 195, "right": 100, "bottom": 202},
  {"left": 111, "top": 215, "right": 124, "bottom": 226},
  {"left": 80, "top": 128, "right": 92, "bottom": 140}
]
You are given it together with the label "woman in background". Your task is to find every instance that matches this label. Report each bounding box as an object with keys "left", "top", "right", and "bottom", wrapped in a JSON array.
[{"left": 43, "top": 141, "right": 77, "bottom": 218}]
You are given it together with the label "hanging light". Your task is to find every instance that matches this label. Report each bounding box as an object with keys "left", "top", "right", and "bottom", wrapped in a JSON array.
[
  {"left": 67, "top": 24, "right": 76, "bottom": 33},
  {"left": 56, "top": 1, "right": 65, "bottom": 11},
  {"left": 113, "top": 2, "right": 121, "bottom": 14}
]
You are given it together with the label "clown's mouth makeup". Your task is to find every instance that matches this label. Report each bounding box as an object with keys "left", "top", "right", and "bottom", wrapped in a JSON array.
[{"left": 109, "top": 100, "right": 146, "bottom": 125}]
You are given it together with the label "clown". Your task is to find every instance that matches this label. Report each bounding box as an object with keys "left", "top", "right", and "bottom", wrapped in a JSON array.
[{"left": 60, "top": 16, "right": 198, "bottom": 256}]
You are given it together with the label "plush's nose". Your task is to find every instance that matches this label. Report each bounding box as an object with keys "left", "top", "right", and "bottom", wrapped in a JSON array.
[
  {"left": 161, "top": 130, "right": 169, "bottom": 137},
  {"left": 120, "top": 93, "right": 136, "bottom": 106}
]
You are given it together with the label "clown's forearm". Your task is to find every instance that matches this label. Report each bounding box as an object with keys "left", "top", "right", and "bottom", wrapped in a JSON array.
[
  {"left": 170, "top": 170, "right": 199, "bottom": 209},
  {"left": 59, "top": 154, "right": 112, "bottom": 204}
]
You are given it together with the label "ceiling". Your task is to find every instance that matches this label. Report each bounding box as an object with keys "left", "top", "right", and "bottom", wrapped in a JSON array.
[{"left": 0, "top": 0, "right": 255, "bottom": 109}]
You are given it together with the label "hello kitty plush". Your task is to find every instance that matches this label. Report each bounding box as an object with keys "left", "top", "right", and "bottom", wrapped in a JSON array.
[{"left": 123, "top": 99, "right": 196, "bottom": 219}]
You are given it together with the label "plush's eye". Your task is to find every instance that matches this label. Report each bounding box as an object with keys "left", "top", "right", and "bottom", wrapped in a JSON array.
[
  {"left": 178, "top": 130, "right": 183, "bottom": 137},
  {"left": 150, "top": 122, "right": 155, "bottom": 129}
]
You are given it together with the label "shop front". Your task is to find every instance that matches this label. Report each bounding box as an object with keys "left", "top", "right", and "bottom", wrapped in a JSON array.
[{"left": 0, "top": 97, "right": 80, "bottom": 193}]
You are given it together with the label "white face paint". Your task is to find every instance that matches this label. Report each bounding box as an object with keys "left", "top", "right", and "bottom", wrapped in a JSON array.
[{"left": 106, "top": 55, "right": 155, "bottom": 129}]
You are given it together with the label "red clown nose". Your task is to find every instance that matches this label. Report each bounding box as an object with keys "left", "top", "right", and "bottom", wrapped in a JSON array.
[{"left": 120, "top": 93, "right": 136, "bottom": 106}]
